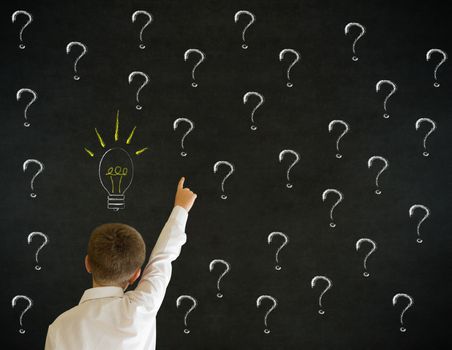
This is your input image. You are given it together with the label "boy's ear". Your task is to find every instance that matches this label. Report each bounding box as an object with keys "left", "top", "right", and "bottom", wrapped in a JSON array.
[
  {"left": 129, "top": 268, "right": 141, "bottom": 284},
  {"left": 85, "top": 255, "right": 91, "bottom": 273}
]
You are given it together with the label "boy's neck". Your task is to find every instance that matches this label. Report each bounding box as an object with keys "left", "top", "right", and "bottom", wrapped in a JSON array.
[{"left": 92, "top": 278, "right": 127, "bottom": 290}]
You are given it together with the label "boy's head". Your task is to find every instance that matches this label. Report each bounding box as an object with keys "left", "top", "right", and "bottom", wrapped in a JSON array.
[{"left": 86, "top": 223, "right": 146, "bottom": 289}]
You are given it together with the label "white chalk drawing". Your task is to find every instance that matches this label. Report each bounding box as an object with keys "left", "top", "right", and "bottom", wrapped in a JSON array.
[
  {"left": 322, "top": 189, "right": 343, "bottom": 228},
  {"left": 278, "top": 149, "right": 300, "bottom": 188},
  {"left": 209, "top": 259, "right": 231, "bottom": 298},
  {"left": 267, "top": 232, "right": 289, "bottom": 270},
  {"left": 213, "top": 161, "right": 234, "bottom": 199},
  {"left": 243, "top": 91, "right": 264, "bottom": 130},
  {"left": 426, "top": 49, "right": 447, "bottom": 87},
  {"left": 409, "top": 204, "right": 430, "bottom": 244},
  {"left": 173, "top": 118, "right": 194, "bottom": 157},
  {"left": 176, "top": 295, "right": 197, "bottom": 334},
  {"left": 256, "top": 295, "right": 278, "bottom": 334},
  {"left": 415, "top": 117, "right": 437, "bottom": 157},
  {"left": 184, "top": 49, "right": 205, "bottom": 87},
  {"left": 84, "top": 111, "right": 148, "bottom": 210},
  {"left": 131, "top": 10, "right": 152, "bottom": 49},
  {"left": 367, "top": 156, "right": 389, "bottom": 195},
  {"left": 344, "top": 22, "right": 366, "bottom": 61},
  {"left": 66, "top": 41, "right": 87, "bottom": 80},
  {"left": 279, "top": 49, "right": 300, "bottom": 88},
  {"left": 392, "top": 293, "right": 414, "bottom": 332},
  {"left": 16, "top": 88, "right": 37, "bottom": 127},
  {"left": 234, "top": 10, "right": 255, "bottom": 49},
  {"left": 11, "top": 10, "right": 33, "bottom": 49},
  {"left": 11, "top": 295, "right": 33, "bottom": 334},
  {"left": 27, "top": 232, "right": 48, "bottom": 271},
  {"left": 23, "top": 159, "right": 44, "bottom": 198},
  {"left": 128, "top": 71, "right": 150, "bottom": 110},
  {"left": 311, "top": 276, "right": 332, "bottom": 315},
  {"left": 376, "top": 80, "right": 397, "bottom": 119},
  {"left": 99, "top": 148, "right": 134, "bottom": 211},
  {"left": 328, "top": 120, "right": 350, "bottom": 158},
  {"left": 355, "top": 238, "right": 377, "bottom": 277}
]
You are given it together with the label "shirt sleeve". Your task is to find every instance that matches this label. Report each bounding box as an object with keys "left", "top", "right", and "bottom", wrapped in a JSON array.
[
  {"left": 125, "top": 205, "right": 188, "bottom": 314},
  {"left": 44, "top": 324, "right": 55, "bottom": 350}
]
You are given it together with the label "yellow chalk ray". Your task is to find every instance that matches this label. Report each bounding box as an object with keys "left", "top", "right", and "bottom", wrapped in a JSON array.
[
  {"left": 95, "top": 128, "right": 106, "bottom": 148},
  {"left": 135, "top": 147, "right": 148, "bottom": 155},
  {"left": 84, "top": 147, "right": 94, "bottom": 157},
  {"left": 115, "top": 110, "right": 119, "bottom": 141},
  {"left": 126, "top": 126, "right": 137, "bottom": 144}
]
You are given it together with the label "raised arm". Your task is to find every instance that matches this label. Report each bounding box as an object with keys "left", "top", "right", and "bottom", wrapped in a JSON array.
[{"left": 126, "top": 177, "right": 197, "bottom": 314}]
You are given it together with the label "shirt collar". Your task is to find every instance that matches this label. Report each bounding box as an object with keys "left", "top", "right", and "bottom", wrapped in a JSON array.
[{"left": 79, "top": 286, "right": 124, "bottom": 304}]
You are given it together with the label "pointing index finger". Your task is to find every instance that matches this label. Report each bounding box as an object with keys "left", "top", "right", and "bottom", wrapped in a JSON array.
[{"left": 178, "top": 177, "right": 185, "bottom": 189}]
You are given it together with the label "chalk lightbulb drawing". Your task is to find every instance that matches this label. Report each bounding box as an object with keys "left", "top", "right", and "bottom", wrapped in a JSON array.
[{"left": 84, "top": 111, "right": 148, "bottom": 210}]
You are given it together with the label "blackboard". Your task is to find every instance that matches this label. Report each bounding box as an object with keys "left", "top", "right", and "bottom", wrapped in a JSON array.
[{"left": 3, "top": 0, "right": 451, "bottom": 349}]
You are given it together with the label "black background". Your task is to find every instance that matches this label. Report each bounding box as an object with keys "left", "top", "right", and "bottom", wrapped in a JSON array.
[{"left": 1, "top": 0, "right": 451, "bottom": 349}]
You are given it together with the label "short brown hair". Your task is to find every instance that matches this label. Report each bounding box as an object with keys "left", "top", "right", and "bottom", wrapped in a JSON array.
[{"left": 88, "top": 223, "right": 146, "bottom": 285}]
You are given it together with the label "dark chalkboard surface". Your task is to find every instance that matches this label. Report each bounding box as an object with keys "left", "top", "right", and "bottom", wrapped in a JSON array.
[{"left": 2, "top": 0, "right": 451, "bottom": 349}]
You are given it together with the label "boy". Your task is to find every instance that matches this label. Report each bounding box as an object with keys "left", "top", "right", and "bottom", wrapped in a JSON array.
[{"left": 45, "top": 177, "right": 197, "bottom": 350}]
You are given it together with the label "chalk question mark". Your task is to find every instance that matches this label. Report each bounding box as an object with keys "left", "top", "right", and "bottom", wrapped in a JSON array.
[
  {"left": 392, "top": 293, "right": 414, "bottom": 332},
  {"left": 328, "top": 120, "right": 350, "bottom": 158},
  {"left": 322, "top": 189, "right": 344, "bottom": 228},
  {"left": 311, "top": 276, "right": 332, "bottom": 315},
  {"left": 27, "top": 232, "right": 48, "bottom": 270},
  {"left": 409, "top": 204, "right": 430, "bottom": 244},
  {"left": 415, "top": 117, "right": 437, "bottom": 157},
  {"left": 16, "top": 88, "right": 37, "bottom": 127},
  {"left": 66, "top": 41, "right": 88, "bottom": 80},
  {"left": 23, "top": 159, "right": 44, "bottom": 198},
  {"left": 11, "top": 10, "right": 33, "bottom": 49},
  {"left": 426, "top": 48, "right": 447, "bottom": 87},
  {"left": 279, "top": 49, "right": 300, "bottom": 87},
  {"left": 367, "top": 156, "right": 389, "bottom": 195},
  {"left": 243, "top": 91, "right": 264, "bottom": 130},
  {"left": 213, "top": 161, "right": 234, "bottom": 200},
  {"left": 344, "top": 22, "right": 366, "bottom": 61},
  {"left": 376, "top": 80, "right": 397, "bottom": 119},
  {"left": 256, "top": 295, "right": 278, "bottom": 334},
  {"left": 176, "top": 295, "right": 197, "bottom": 334},
  {"left": 355, "top": 238, "right": 377, "bottom": 277},
  {"left": 278, "top": 149, "right": 300, "bottom": 189},
  {"left": 184, "top": 49, "right": 206, "bottom": 87},
  {"left": 267, "top": 232, "right": 289, "bottom": 271},
  {"left": 209, "top": 259, "right": 231, "bottom": 298},
  {"left": 131, "top": 10, "right": 152, "bottom": 49},
  {"left": 128, "top": 71, "right": 150, "bottom": 110},
  {"left": 234, "top": 10, "right": 256, "bottom": 49},
  {"left": 11, "top": 295, "right": 33, "bottom": 334},
  {"left": 173, "top": 117, "right": 194, "bottom": 157}
]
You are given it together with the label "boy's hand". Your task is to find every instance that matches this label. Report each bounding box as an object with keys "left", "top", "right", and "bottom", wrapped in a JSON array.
[{"left": 174, "top": 177, "right": 197, "bottom": 212}]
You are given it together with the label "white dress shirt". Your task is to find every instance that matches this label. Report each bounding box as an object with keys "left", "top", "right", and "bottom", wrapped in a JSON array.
[{"left": 44, "top": 205, "right": 188, "bottom": 350}]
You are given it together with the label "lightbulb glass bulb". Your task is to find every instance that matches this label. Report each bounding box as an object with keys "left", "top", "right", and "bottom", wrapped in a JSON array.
[{"left": 98, "top": 147, "right": 134, "bottom": 210}]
